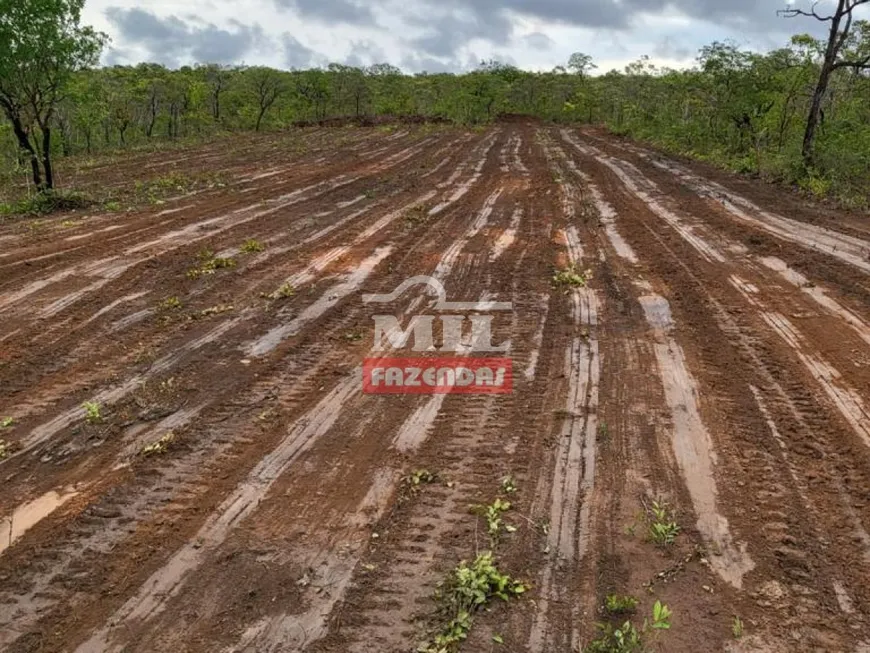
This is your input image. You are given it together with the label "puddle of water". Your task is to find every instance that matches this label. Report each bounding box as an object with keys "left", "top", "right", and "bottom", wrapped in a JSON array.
[{"left": 1, "top": 488, "right": 79, "bottom": 555}]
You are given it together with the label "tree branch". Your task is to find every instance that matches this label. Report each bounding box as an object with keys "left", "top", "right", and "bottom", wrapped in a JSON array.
[
  {"left": 778, "top": 1, "right": 834, "bottom": 21},
  {"left": 832, "top": 54, "right": 870, "bottom": 69}
]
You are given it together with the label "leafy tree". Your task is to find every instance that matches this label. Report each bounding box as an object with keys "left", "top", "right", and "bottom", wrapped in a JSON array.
[
  {"left": 0, "top": 0, "right": 105, "bottom": 190},
  {"left": 247, "top": 67, "right": 284, "bottom": 131},
  {"left": 568, "top": 52, "right": 597, "bottom": 78},
  {"left": 780, "top": 0, "right": 870, "bottom": 164}
]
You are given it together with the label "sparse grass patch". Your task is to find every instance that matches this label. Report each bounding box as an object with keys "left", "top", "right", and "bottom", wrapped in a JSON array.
[
  {"left": 187, "top": 249, "right": 237, "bottom": 279},
  {"left": 159, "top": 377, "right": 177, "bottom": 393},
  {"left": 732, "top": 616, "right": 744, "bottom": 639},
  {"left": 83, "top": 401, "right": 103, "bottom": 424},
  {"left": 0, "top": 190, "right": 95, "bottom": 217},
  {"left": 132, "top": 172, "right": 202, "bottom": 204},
  {"left": 553, "top": 265, "right": 592, "bottom": 288},
  {"left": 0, "top": 439, "right": 11, "bottom": 459},
  {"left": 158, "top": 296, "right": 183, "bottom": 311},
  {"left": 199, "top": 304, "right": 234, "bottom": 317},
  {"left": 265, "top": 282, "right": 295, "bottom": 300},
  {"left": 419, "top": 551, "right": 528, "bottom": 653},
  {"left": 605, "top": 595, "right": 639, "bottom": 616},
  {"left": 241, "top": 238, "right": 265, "bottom": 253},
  {"left": 1, "top": 417, "right": 14, "bottom": 429},
  {"left": 141, "top": 431, "right": 176, "bottom": 456},
  {"left": 404, "top": 204, "right": 430, "bottom": 227}
]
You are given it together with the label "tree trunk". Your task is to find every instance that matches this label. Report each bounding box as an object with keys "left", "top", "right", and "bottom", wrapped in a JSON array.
[
  {"left": 8, "top": 115, "right": 42, "bottom": 190},
  {"left": 802, "top": 7, "right": 844, "bottom": 165},
  {"left": 41, "top": 126, "right": 54, "bottom": 190},
  {"left": 256, "top": 107, "right": 266, "bottom": 132},
  {"left": 802, "top": 61, "right": 834, "bottom": 165},
  {"left": 146, "top": 97, "right": 157, "bottom": 138}
]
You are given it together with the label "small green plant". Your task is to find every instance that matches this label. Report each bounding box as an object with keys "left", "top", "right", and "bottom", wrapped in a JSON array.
[
  {"left": 405, "top": 469, "right": 437, "bottom": 493},
  {"left": 501, "top": 475, "right": 518, "bottom": 494},
  {"left": 0, "top": 417, "right": 14, "bottom": 428},
  {"left": 241, "top": 238, "right": 265, "bottom": 253},
  {"left": 187, "top": 250, "right": 237, "bottom": 279},
  {"left": 0, "top": 439, "right": 9, "bottom": 459},
  {"left": 553, "top": 265, "right": 592, "bottom": 288},
  {"left": 267, "top": 283, "right": 295, "bottom": 300},
  {"left": 83, "top": 401, "right": 102, "bottom": 424},
  {"left": 158, "top": 296, "right": 182, "bottom": 311},
  {"left": 605, "top": 594, "right": 639, "bottom": 615},
  {"left": 732, "top": 615, "right": 744, "bottom": 639},
  {"left": 472, "top": 498, "right": 515, "bottom": 544},
  {"left": 141, "top": 431, "right": 176, "bottom": 456},
  {"left": 648, "top": 500, "right": 680, "bottom": 547},
  {"left": 585, "top": 621, "right": 642, "bottom": 653},
  {"left": 585, "top": 600, "right": 672, "bottom": 652},
  {"left": 419, "top": 551, "right": 527, "bottom": 653},
  {"left": 649, "top": 600, "right": 672, "bottom": 630}
]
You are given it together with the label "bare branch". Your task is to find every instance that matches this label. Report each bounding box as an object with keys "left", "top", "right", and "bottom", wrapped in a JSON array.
[{"left": 778, "top": 1, "right": 834, "bottom": 21}]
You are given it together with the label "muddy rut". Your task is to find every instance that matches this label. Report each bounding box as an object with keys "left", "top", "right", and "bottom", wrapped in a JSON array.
[{"left": 2, "top": 121, "right": 870, "bottom": 652}]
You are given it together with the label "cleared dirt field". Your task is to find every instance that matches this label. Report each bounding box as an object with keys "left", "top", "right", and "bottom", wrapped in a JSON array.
[{"left": 2, "top": 120, "right": 870, "bottom": 652}]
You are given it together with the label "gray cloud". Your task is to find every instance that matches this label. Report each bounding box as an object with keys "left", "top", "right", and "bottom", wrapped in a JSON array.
[
  {"left": 435, "top": 0, "right": 803, "bottom": 31},
  {"left": 105, "top": 8, "right": 266, "bottom": 66},
  {"left": 652, "top": 36, "right": 693, "bottom": 62},
  {"left": 282, "top": 34, "right": 319, "bottom": 68},
  {"left": 343, "top": 40, "right": 388, "bottom": 67},
  {"left": 383, "top": 0, "right": 811, "bottom": 68},
  {"left": 524, "top": 32, "right": 555, "bottom": 51},
  {"left": 97, "top": 0, "right": 846, "bottom": 73},
  {"left": 408, "top": 9, "right": 514, "bottom": 58},
  {"left": 274, "top": 0, "right": 376, "bottom": 25}
]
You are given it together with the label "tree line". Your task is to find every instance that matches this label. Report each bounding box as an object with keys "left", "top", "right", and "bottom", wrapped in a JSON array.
[{"left": 1, "top": 0, "right": 869, "bottom": 205}]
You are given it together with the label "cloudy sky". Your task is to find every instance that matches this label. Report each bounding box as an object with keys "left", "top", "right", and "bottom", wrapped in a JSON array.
[{"left": 82, "top": 0, "right": 849, "bottom": 74}]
